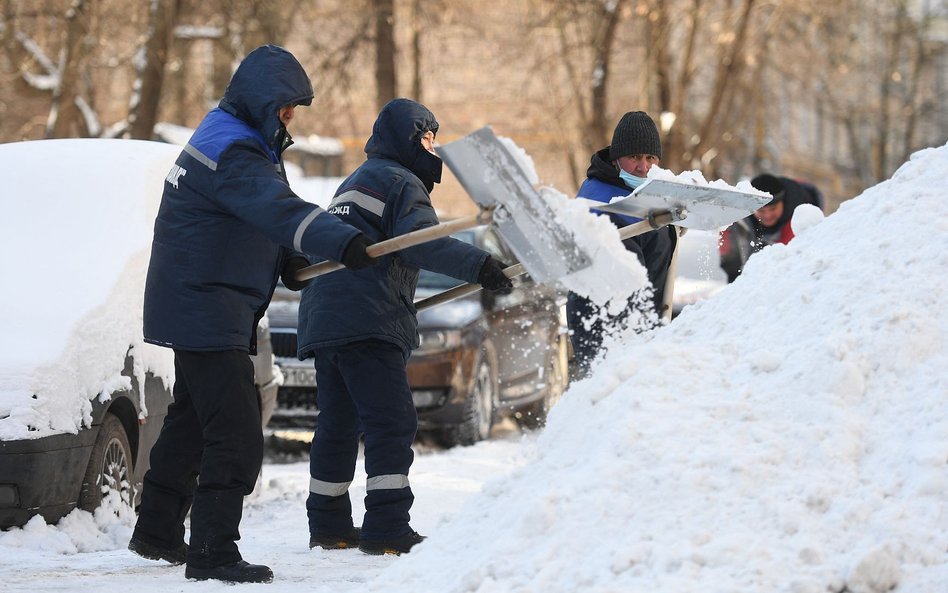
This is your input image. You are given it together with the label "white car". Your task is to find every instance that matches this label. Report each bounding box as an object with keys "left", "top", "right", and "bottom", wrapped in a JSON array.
[{"left": 0, "top": 139, "right": 278, "bottom": 529}]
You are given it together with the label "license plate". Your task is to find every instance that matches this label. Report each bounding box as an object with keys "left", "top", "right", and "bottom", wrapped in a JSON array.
[{"left": 282, "top": 365, "right": 316, "bottom": 387}]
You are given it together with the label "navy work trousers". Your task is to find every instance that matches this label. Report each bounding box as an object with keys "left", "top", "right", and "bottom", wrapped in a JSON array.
[
  {"left": 306, "top": 340, "right": 416, "bottom": 540},
  {"left": 132, "top": 349, "right": 263, "bottom": 568}
]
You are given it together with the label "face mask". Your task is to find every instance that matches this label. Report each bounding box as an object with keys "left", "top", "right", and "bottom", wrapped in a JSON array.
[{"left": 619, "top": 169, "right": 646, "bottom": 190}]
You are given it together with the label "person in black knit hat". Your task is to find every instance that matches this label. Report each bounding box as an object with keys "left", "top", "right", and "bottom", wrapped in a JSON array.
[
  {"left": 566, "top": 111, "right": 677, "bottom": 379},
  {"left": 718, "top": 173, "right": 824, "bottom": 282}
]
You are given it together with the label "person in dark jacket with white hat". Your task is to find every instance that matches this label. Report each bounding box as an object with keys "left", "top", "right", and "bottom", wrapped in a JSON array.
[
  {"left": 128, "top": 45, "right": 373, "bottom": 584},
  {"left": 567, "top": 111, "right": 676, "bottom": 378},
  {"left": 296, "top": 98, "right": 512, "bottom": 556}
]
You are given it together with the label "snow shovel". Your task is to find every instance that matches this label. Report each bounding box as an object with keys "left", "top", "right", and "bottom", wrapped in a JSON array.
[
  {"left": 412, "top": 210, "right": 684, "bottom": 311},
  {"left": 592, "top": 179, "right": 770, "bottom": 230},
  {"left": 590, "top": 180, "right": 770, "bottom": 320},
  {"left": 415, "top": 180, "right": 769, "bottom": 311},
  {"left": 295, "top": 126, "right": 593, "bottom": 284}
]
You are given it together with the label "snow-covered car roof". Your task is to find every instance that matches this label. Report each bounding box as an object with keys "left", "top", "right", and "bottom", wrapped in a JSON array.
[{"left": 0, "top": 139, "right": 178, "bottom": 440}]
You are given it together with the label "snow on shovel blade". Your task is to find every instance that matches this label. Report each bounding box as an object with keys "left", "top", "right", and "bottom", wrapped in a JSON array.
[
  {"left": 435, "top": 126, "right": 592, "bottom": 284},
  {"left": 596, "top": 179, "right": 771, "bottom": 230}
]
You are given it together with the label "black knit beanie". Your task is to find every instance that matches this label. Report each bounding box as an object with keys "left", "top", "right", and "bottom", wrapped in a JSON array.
[
  {"left": 751, "top": 174, "right": 785, "bottom": 204},
  {"left": 609, "top": 111, "right": 662, "bottom": 161}
]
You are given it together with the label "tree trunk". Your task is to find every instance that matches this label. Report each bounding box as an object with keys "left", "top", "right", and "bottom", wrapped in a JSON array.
[
  {"left": 47, "top": 0, "right": 90, "bottom": 138},
  {"left": 374, "top": 0, "right": 397, "bottom": 110},
  {"left": 127, "top": 0, "right": 180, "bottom": 139},
  {"left": 588, "top": 0, "right": 626, "bottom": 151},
  {"left": 657, "top": 0, "right": 702, "bottom": 171},
  {"left": 410, "top": 0, "right": 422, "bottom": 100}
]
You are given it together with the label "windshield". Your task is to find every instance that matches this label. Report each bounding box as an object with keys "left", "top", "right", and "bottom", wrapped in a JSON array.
[{"left": 417, "top": 230, "right": 475, "bottom": 290}]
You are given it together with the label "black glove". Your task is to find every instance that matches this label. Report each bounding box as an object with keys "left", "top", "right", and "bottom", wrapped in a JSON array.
[
  {"left": 477, "top": 256, "right": 513, "bottom": 294},
  {"left": 340, "top": 235, "right": 375, "bottom": 270},
  {"left": 281, "top": 255, "right": 311, "bottom": 291}
]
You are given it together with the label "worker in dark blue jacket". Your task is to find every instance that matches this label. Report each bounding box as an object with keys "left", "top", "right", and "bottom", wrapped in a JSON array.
[
  {"left": 296, "top": 98, "right": 512, "bottom": 556},
  {"left": 129, "top": 45, "right": 373, "bottom": 584},
  {"left": 567, "top": 111, "right": 676, "bottom": 378}
]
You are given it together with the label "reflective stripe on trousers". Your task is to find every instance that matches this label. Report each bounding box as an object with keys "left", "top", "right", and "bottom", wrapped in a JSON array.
[
  {"left": 309, "top": 477, "right": 351, "bottom": 498},
  {"left": 366, "top": 474, "right": 410, "bottom": 491},
  {"left": 309, "top": 474, "right": 410, "bottom": 496}
]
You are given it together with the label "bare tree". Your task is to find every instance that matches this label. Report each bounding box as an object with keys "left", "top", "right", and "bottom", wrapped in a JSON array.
[
  {"left": 689, "top": 0, "right": 758, "bottom": 171},
  {"left": 47, "top": 0, "right": 86, "bottom": 137},
  {"left": 374, "top": 0, "right": 397, "bottom": 109},
  {"left": 127, "top": 0, "right": 181, "bottom": 139}
]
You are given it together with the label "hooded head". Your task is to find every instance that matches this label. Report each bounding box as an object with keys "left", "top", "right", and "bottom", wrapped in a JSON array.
[
  {"left": 364, "top": 98, "right": 442, "bottom": 192},
  {"left": 609, "top": 111, "right": 662, "bottom": 161},
  {"left": 218, "top": 45, "right": 314, "bottom": 151}
]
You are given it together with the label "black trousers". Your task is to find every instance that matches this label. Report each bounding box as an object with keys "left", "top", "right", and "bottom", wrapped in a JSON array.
[
  {"left": 132, "top": 349, "right": 263, "bottom": 568},
  {"left": 306, "top": 340, "right": 416, "bottom": 540}
]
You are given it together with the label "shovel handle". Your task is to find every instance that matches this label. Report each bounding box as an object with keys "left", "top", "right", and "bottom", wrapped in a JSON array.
[
  {"left": 660, "top": 226, "right": 682, "bottom": 322},
  {"left": 295, "top": 209, "right": 494, "bottom": 282},
  {"left": 414, "top": 263, "right": 525, "bottom": 311},
  {"left": 616, "top": 210, "right": 678, "bottom": 241}
]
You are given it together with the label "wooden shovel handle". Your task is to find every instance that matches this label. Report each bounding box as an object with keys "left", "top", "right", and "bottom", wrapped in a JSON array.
[
  {"left": 616, "top": 210, "right": 677, "bottom": 241},
  {"left": 295, "top": 208, "right": 494, "bottom": 282},
  {"left": 414, "top": 263, "right": 525, "bottom": 311}
]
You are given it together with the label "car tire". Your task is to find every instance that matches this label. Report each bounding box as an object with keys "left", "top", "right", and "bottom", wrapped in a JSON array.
[
  {"left": 443, "top": 351, "right": 496, "bottom": 448},
  {"left": 79, "top": 413, "right": 133, "bottom": 512}
]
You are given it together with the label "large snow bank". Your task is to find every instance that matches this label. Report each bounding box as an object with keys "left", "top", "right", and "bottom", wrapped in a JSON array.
[
  {"left": 0, "top": 139, "right": 178, "bottom": 440},
  {"left": 377, "top": 144, "right": 948, "bottom": 591}
]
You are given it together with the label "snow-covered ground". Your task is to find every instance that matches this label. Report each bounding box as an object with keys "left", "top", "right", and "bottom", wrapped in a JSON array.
[{"left": 2, "top": 139, "right": 946, "bottom": 592}]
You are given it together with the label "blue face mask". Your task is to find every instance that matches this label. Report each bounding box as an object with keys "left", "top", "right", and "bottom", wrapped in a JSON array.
[{"left": 619, "top": 169, "right": 646, "bottom": 190}]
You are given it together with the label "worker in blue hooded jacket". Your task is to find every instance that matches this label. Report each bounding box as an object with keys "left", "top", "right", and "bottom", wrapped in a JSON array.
[
  {"left": 129, "top": 45, "right": 373, "bottom": 584},
  {"left": 296, "top": 98, "right": 512, "bottom": 556}
]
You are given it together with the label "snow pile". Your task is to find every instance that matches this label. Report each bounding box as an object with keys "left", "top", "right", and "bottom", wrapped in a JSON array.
[
  {"left": 0, "top": 492, "right": 135, "bottom": 554},
  {"left": 376, "top": 144, "right": 948, "bottom": 592},
  {"left": 0, "top": 139, "right": 177, "bottom": 439}
]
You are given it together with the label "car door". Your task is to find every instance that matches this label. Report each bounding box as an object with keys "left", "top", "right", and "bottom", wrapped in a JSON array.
[{"left": 479, "top": 229, "right": 558, "bottom": 403}]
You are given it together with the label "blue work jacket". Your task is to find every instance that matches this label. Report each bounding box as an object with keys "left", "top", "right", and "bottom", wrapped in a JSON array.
[{"left": 143, "top": 45, "right": 360, "bottom": 353}]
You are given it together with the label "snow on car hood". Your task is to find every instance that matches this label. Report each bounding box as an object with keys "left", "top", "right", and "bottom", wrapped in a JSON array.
[{"left": 0, "top": 139, "right": 178, "bottom": 440}]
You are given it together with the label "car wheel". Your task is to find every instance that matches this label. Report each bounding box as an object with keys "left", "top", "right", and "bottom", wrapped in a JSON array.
[
  {"left": 444, "top": 352, "right": 495, "bottom": 448},
  {"left": 79, "top": 413, "right": 133, "bottom": 512}
]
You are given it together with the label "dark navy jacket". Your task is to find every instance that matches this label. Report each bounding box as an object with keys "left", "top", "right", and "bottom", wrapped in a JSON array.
[
  {"left": 297, "top": 99, "right": 489, "bottom": 356},
  {"left": 576, "top": 148, "right": 677, "bottom": 313},
  {"left": 143, "top": 45, "right": 360, "bottom": 353}
]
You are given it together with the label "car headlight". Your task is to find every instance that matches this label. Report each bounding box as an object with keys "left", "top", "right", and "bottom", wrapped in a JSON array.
[{"left": 418, "top": 329, "right": 462, "bottom": 352}]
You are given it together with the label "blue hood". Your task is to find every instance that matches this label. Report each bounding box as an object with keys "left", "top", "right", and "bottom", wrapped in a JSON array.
[
  {"left": 218, "top": 45, "right": 314, "bottom": 151},
  {"left": 364, "top": 98, "right": 441, "bottom": 188}
]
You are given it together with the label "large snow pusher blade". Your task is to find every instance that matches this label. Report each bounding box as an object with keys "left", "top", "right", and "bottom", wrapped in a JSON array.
[
  {"left": 596, "top": 179, "right": 771, "bottom": 231},
  {"left": 436, "top": 126, "right": 592, "bottom": 283}
]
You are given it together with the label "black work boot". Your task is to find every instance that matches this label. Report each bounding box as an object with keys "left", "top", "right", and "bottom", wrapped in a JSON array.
[
  {"left": 309, "top": 526, "right": 361, "bottom": 550},
  {"left": 128, "top": 535, "right": 188, "bottom": 565},
  {"left": 185, "top": 560, "right": 273, "bottom": 583},
  {"left": 359, "top": 530, "right": 426, "bottom": 556}
]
